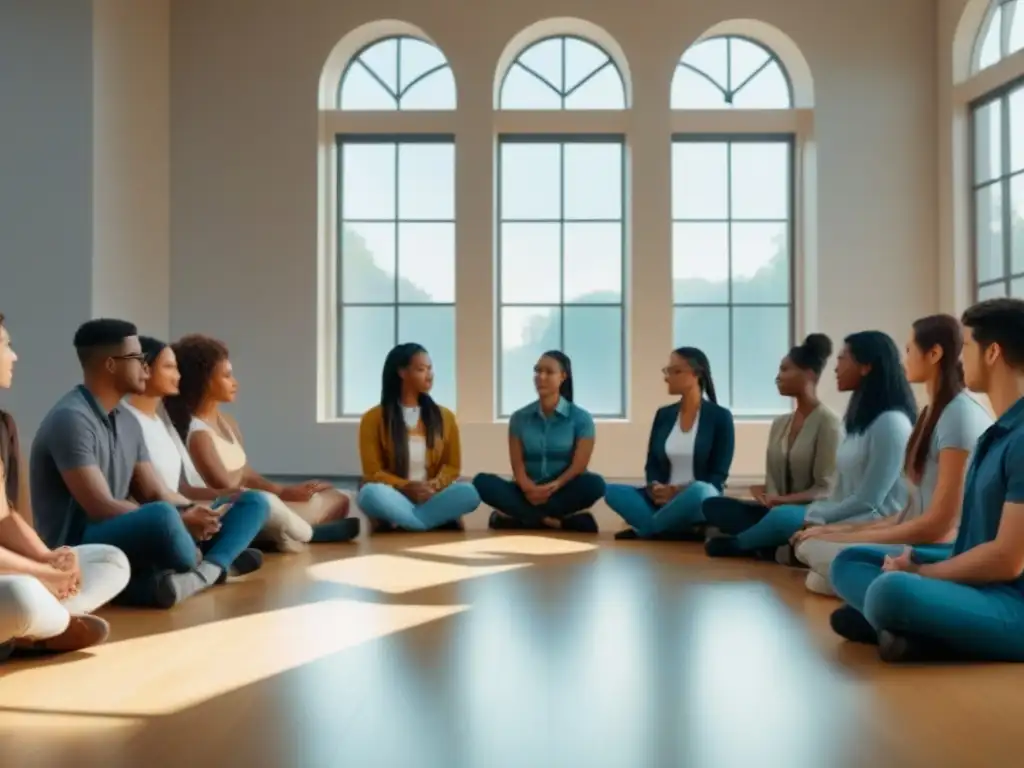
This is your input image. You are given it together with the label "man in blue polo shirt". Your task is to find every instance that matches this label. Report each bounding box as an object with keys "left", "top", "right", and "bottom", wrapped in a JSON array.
[
  {"left": 31, "top": 319, "right": 270, "bottom": 609},
  {"left": 829, "top": 298, "right": 1024, "bottom": 663}
]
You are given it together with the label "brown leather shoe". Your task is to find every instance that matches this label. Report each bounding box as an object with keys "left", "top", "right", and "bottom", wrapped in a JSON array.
[{"left": 14, "top": 614, "right": 110, "bottom": 654}]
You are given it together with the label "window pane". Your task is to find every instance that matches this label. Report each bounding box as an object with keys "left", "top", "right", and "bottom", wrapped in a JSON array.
[
  {"left": 1010, "top": 1, "right": 1024, "bottom": 57},
  {"left": 670, "top": 67, "right": 726, "bottom": 109},
  {"left": 397, "top": 223, "right": 454, "bottom": 303},
  {"left": 732, "top": 65, "right": 791, "bottom": 109},
  {"left": 1012, "top": 173, "right": 1024, "bottom": 273},
  {"left": 565, "top": 39, "right": 608, "bottom": 91},
  {"left": 673, "top": 223, "right": 728, "bottom": 303},
  {"left": 672, "top": 143, "right": 728, "bottom": 220},
  {"left": 564, "top": 143, "right": 621, "bottom": 219},
  {"left": 500, "top": 64, "right": 561, "bottom": 109},
  {"left": 342, "top": 144, "right": 395, "bottom": 219},
  {"left": 398, "top": 38, "right": 445, "bottom": 92},
  {"left": 1011, "top": 87, "right": 1024, "bottom": 173},
  {"left": 359, "top": 39, "right": 398, "bottom": 92},
  {"left": 975, "top": 184, "right": 1005, "bottom": 282},
  {"left": 563, "top": 306, "right": 622, "bottom": 415},
  {"left": 978, "top": 281, "right": 1007, "bottom": 300},
  {"left": 400, "top": 68, "right": 457, "bottom": 110},
  {"left": 673, "top": 306, "right": 731, "bottom": 409},
  {"left": 339, "top": 64, "right": 397, "bottom": 110},
  {"left": 975, "top": 100, "right": 1004, "bottom": 183},
  {"left": 563, "top": 223, "right": 622, "bottom": 303},
  {"left": 500, "top": 143, "right": 560, "bottom": 219},
  {"left": 731, "top": 222, "right": 790, "bottom": 304},
  {"left": 341, "top": 307, "right": 395, "bottom": 415},
  {"left": 517, "top": 38, "right": 563, "bottom": 89},
  {"left": 500, "top": 223, "right": 561, "bottom": 303},
  {"left": 681, "top": 38, "right": 728, "bottom": 89},
  {"left": 341, "top": 223, "right": 395, "bottom": 303},
  {"left": 501, "top": 306, "right": 561, "bottom": 415},
  {"left": 728, "top": 38, "right": 771, "bottom": 91},
  {"left": 565, "top": 65, "right": 626, "bottom": 109},
  {"left": 398, "top": 306, "right": 456, "bottom": 408},
  {"left": 732, "top": 307, "right": 790, "bottom": 416},
  {"left": 1012, "top": 278, "right": 1024, "bottom": 298},
  {"left": 398, "top": 144, "right": 454, "bottom": 220},
  {"left": 731, "top": 143, "right": 789, "bottom": 220}
]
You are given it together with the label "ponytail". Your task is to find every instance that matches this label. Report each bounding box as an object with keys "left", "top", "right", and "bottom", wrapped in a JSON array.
[
  {"left": 672, "top": 346, "right": 717, "bottom": 403},
  {"left": 542, "top": 350, "right": 574, "bottom": 402}
]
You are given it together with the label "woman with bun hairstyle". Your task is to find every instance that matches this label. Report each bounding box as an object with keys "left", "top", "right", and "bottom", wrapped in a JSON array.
[
  {"left": 605, "top": 347, "right": 735, "bottom": 540},
  {"left": 706, "top": 330, "right": 917, "bottom": 559},
  {"left": 795, "top": 315, "right": 992, "bottom": 595},
  {"left": 702, "top": 334, "right": 842, "bottom": 543}
]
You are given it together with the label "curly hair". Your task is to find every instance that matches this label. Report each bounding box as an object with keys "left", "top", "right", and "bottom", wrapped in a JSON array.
[{"left": 164, "top": 333, "right": 230, "bottom": 440}]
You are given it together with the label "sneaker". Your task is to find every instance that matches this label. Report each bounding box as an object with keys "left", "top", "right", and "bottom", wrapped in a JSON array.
[
  {"left": 775, "top": 544, "right": 808, "bottom": 567},
  {"left": 311, "top": 517, "right": 361, "bottom": 543},
  {"left": 877, "top": 630, "right": 946, "bottom": 663},
  {"left": 561, "top": 511, "right": 598, "bottom": 533},
  {"left": 435, "top": 518, "right": 465, "bottom": 532},
  {"left": 704, "top": 536, "right": 743, "bottom": 558},
  {"left": 488, "top": 510, "right": 525, "bottom": 530},
  {"left": 614, "top": 528, "right": 639, "bottom": 540},
  {"left": 829, "top": 606, "right": 877, "bottom": 644},
  {"left": 0, "top": 640, "right": 14, "bottom": 662},
  {"left": 14, "top": 614, "right": 110, "bottom": 654}
]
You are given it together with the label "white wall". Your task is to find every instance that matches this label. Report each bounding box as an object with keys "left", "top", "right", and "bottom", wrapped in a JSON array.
[
  {"left": 0, "top": 0, "right": 95, "bottom": 439},
  {"left": 92, "top": 0, "right": 171, "bottom": 337},
  {"left": 170, "top": 0, "right": 940, "bottom": 479}
]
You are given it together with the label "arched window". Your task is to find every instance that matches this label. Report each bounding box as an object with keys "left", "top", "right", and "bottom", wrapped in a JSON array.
[
  {"left": 670, "top": 35, "right": 795, "bottom": 417},
  {"left": 498, "top": 35, "right": 626, "bottom": 110},
  {"left": 972, "top": 0, "right": 1024, "bottom": 74},
  {"left": 329, "top": 33, "right": 457, "bottom": 417},
  {"left": 494, "top": 33, "right": 628, "bottom": 418},
  {"left": 970, "top": 2, "right": 1024, "bottom": 301},
  {"left": 671, "top": 35, "right": 792, "bottom": 110}
]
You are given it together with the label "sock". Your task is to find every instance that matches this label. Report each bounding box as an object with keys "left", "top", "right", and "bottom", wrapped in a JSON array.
[
  {"left": 154, "top": 562, "right": 221, "bottom": 609},
  {"left": 311, "top": 517, "right": 360, "bottom": 543}
]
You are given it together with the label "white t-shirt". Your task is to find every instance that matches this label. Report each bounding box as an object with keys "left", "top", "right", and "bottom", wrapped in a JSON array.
[
  {"left": 665, "top": 413, "right": 699, "bottom": 486},
  {"left": 124, "top": 402, "right": 187, "bottom": 492},
  {"left": 402, "top": 405, "right": 428, "bottom": 481}
]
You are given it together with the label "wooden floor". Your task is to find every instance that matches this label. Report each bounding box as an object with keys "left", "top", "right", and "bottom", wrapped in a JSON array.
[{"left": 1, "top": 530, "right": 1022, "bottom": 768}]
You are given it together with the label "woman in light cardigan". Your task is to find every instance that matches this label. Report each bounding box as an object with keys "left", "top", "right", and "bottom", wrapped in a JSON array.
[
  {"left": 793, "top": 315, "right": 992, "bottom": 595},
  {"left": 357, "top": 343, "right": 480, "bottom": 532},
  {"left": 702, "top": 334, "right": 841, "bottom": 547},
  {"left": 705, "top": 331, "right": 917, "bottom": 559}
]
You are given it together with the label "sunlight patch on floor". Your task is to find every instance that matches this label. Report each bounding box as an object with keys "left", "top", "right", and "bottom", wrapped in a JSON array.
[
  {"left": 405, "top": 535, "right": 598, "bottom": 560},
  {"left": 306, "top": 553, "right": 527, "bottom": 593},
  {"left": 0, "top": 599, "right": 465, "bottom": 717}
]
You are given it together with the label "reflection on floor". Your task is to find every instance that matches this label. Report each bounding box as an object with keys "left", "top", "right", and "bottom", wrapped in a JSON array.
[{"left": 1, "top": 532, "right": 1022, "bottom": 768}]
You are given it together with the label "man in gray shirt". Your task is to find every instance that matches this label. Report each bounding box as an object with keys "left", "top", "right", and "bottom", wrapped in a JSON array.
[{"left": 30, "top": 319, "right": 269, "bottom": 608}]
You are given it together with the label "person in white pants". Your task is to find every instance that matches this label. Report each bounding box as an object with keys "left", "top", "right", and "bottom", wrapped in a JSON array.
[{"left": 0, "top": 312, "right": 130, "bottom": 660}]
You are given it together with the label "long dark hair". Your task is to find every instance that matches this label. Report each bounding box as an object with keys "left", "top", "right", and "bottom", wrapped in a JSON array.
[
  {"left": 139, "top": 336, "right": 168, "bottom": 367},
  {"left": 672, "top": 346, "right": 718, "bottom": 404},
  {"left": 164, "top": 334, "right": 230, "bottom": 441},
  {"left": 843, "top": 331, "right": 918, "bottom": 435},
  {"left": 904, "top": 315, "right": 965, "bottom": 482},
  {"left": 381, "top": 343, "right": 443, "bottom": 479},
  {"left": 541, "top": 350, "right": 574, "bottom": 402}
]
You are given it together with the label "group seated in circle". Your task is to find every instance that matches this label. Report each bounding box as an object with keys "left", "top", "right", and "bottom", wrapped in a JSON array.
[{"left": 2, "top": 299, "right": 1024, "bottom": 668}]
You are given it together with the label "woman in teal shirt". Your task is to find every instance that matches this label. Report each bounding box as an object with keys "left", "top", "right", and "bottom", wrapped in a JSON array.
[{"left": 473, "top": 351, "right": 605, "bottom": 533}]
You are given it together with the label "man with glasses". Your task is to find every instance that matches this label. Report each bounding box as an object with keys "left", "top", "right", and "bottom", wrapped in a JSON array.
[{"left": 29, "top": 319, "right": 269, "bottom": 609}]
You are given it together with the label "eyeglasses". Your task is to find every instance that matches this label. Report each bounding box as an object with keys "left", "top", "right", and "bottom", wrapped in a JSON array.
[{"left": 111, "top": 353, "right": 146, "bottom": 364}]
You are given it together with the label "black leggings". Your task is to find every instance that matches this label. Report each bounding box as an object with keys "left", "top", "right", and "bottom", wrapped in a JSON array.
[{"left": 473, "top": 472, "right": 606, "bottom": 527}]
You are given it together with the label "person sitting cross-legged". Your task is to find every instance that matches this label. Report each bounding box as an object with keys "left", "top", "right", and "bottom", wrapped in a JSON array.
[{"left": 30, "top": 319, "right": 271, "bottom": 610}]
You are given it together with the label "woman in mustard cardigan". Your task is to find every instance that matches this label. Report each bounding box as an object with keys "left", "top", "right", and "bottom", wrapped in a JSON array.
[{"left": 357, "top": 343, "right": 481, "bottom": 532}]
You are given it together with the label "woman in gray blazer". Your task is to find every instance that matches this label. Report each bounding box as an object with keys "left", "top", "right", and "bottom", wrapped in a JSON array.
[{"left": 702, "top": 334, "right": 841, "bottom": 553}]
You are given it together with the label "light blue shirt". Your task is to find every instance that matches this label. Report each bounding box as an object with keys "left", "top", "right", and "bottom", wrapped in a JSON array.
[
  {"left": 509, "top": 397, "right": 595, "bottom": 483},
  {"left": 899, "top": 392, "right": 993, "bottom": 524},
  {"left": 804, "top": 410, "right": 914, "bottom": 525}
]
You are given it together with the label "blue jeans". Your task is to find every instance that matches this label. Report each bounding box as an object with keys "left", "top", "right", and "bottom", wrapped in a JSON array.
[
  {"left": 81, "top": 493, "right": 269, "bottom": 607},
  {"left": 732, "top": 504, "right": 807, "bottom": 551},
  {"left": 605, "top": 482, "right": 719, "bottom": 538},
  {"left": 831, "top": 545, "right": 1024, "bottom": 661},
  {"left": 358, "top": 482, "right": 480, "bottom": 531}
]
